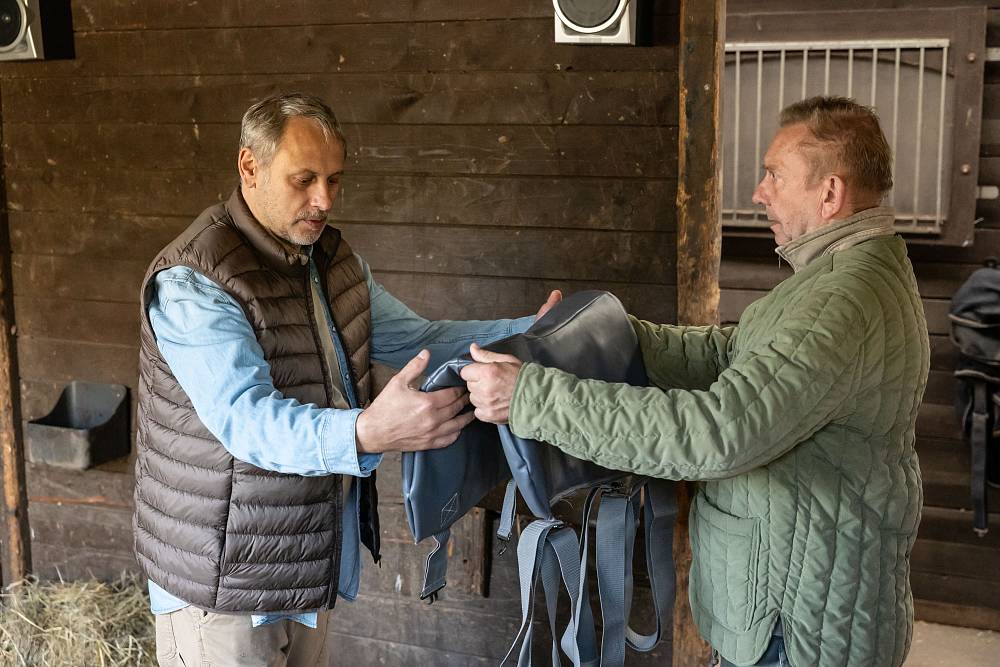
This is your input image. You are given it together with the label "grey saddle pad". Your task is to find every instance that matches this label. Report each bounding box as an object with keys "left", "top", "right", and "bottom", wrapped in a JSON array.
[
  {"left": 403, "top": 290, "right": 646, "bottom": 547},
  {"left": 401, "top": 291, "right": 676, "bottom": 666}
]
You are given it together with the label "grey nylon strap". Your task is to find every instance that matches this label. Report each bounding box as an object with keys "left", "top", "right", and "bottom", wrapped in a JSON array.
[
  {"left": 503, "top": 519, "right": 555, "bottom": 666},
  {"left": 596, "top": 490, "right": 640, "bottom": 666},
  {"left": 625, "top": 480, "right": 677, "bottom": 652},
  {"left": 548, "top": 526, "right": 598, "bottom": 666},
  {"left": 972, "top": 381, "right": 990, "bottom": 535},
  {"left": 540, "top": 545, "right": 563, "bottom": 665},
  {"left": 504, "top": 519, "right": 599, "bottom": 667},
  {"left": 497, "top": 478, "right": 518, "bottom": 543},
  {"left": 497, "top": 479, "right": 679, "bottom": 663},
  {"left": 575, "top": 488, "right": 602, "bottom": 666},
  {"left": 582, "top": 480, "right": 678, "bottom": 661}
]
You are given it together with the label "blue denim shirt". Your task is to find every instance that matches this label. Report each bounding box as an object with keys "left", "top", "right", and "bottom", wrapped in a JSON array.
[{"left": 146, "top": 253, "right": 532, "bottom": 627}]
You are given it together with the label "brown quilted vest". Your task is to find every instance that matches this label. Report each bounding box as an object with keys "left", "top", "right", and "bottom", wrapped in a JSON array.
[{"left": 133, "top": 188, "right": 372, "bottom": 613}]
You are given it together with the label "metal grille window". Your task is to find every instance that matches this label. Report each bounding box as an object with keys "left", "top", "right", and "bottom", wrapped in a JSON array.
[{"left": 723, "top": 8, "right": 986, "bottom": 246}]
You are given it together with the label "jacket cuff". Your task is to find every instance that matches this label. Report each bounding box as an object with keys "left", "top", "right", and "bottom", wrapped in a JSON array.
[{"left": 509, "top": 361, "right": 543, "bottom": 439}]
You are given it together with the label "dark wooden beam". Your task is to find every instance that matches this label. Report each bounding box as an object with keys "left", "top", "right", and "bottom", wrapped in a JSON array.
[
  {"left": 677, "top": 0, "right": 723, "bottom": 328},
  {"left": 0, "top": 86, "right": 31, "bottom": 587},
  {"left": 675, "top": 0, "right": 724, "bottom": 664}
]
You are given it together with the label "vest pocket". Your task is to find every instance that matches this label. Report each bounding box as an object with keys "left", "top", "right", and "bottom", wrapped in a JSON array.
[{"left": 689, "top": 493, "right": 762, "bottom": 633}]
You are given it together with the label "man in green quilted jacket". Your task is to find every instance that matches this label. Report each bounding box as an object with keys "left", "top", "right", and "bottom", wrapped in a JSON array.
[{"left": 461, "top": 96, "right": 930, "bottom": 667}]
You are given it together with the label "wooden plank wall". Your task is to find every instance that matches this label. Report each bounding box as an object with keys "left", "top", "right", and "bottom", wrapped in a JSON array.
[
  {"left": 727, "top": 0, "right": 1000, "bottom": 632},
  {"left": 0, "top": 1, "right": 680, "bottom": 663}
]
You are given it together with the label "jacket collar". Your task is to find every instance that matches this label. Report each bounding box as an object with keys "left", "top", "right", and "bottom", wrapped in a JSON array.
[
  {"left": 225, "top": 187, "right": 341, "bottom": 276},
  {"left": 775, "top": 206, "right": 896, "bottom": 273}
]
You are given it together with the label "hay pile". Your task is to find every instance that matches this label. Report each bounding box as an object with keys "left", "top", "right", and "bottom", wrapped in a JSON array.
[{"left": 0, "top": 576, "right": 155, "bottom": 667}]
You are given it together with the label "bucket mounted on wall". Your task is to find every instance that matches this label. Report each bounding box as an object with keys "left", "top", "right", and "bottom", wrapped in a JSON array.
[{"left": 25, "top": 381, "right": 130, "bottom": 469}]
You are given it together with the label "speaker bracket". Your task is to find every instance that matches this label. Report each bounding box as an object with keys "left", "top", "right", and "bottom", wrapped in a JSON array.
[{"left": 0, "top": 0, "right": 74, "bottom": 62}]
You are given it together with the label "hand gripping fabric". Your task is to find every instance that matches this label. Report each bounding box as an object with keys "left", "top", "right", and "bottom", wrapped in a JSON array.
[{"left": 401, "top": 291, "right": 678, "bottom": 666}]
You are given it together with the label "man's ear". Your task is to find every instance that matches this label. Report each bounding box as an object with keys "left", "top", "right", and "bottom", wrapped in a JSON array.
[
  {"left": 819, "top": 174, "right": 848, "bottom": 221},
  {"left": 237, "top": 148, "right": 258, "bottom": 188}
]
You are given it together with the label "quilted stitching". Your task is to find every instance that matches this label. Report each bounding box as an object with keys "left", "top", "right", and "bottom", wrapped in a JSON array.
[{"left": 510, "top": 224, "right": 928, "bottom": 667}]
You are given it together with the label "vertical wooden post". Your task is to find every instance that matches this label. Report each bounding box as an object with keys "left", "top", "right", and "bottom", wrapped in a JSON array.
[
  {"left": 0, "top": 88, "right": 31, "bottom": 587},
  {"left": 675, "top": 0, "right": 724, "bottom": 664}
]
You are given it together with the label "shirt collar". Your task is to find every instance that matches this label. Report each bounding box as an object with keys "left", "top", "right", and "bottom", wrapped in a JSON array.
[
  {"left": 225, "top": 187, "right": 319, "bottom": 274},
  {"left": 775, "top": 206, "right": 896, "bottom": 273}
]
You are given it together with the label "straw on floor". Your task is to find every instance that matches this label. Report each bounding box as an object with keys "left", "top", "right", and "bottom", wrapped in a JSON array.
[{"left": 0, "top": 575, "right": 155, "bottom": 667}]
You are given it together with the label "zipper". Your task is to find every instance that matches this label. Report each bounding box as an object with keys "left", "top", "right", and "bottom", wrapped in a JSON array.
[
  {"left": 307, "top": 258, "right": 356, "bottom": 609},
  {"left": 309, "top": 259, "right": 360, "bottom": 409}
]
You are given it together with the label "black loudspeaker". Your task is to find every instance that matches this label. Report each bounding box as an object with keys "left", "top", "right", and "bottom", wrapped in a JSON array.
[{"left": 0, "top": 0, "right": 73, "bottom": 61}]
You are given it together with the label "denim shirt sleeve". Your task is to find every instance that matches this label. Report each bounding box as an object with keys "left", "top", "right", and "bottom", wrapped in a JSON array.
[
  {"left": 148, "top": 266, "right": 372, "bottom": 477},
  {"left": 359, "top": 254, "right": 534, "bottom": 370}
]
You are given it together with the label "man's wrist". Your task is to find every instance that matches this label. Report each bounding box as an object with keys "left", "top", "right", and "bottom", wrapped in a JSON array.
[
  {"left": 351, "top": 408, "right": 383, "bottom": 475},
  {"left": 355, "top": 409, "right": 380, "bottom": 455}
]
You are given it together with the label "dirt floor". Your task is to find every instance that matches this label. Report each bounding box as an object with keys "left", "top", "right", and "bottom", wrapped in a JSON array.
[{"left": 905, "top": 620, "right": 999, "bottom": 666}]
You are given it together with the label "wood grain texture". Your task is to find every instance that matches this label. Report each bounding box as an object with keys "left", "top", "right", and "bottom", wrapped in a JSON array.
[
  {"left": 919, "top": 506, "right": 1000, "bottom": 549},
  {"left": 1, "top": 0, "right": 684, "bottom": 660},
  {"left": 4, "top": 123, "right": 679, "bottom": 178},
  {"left": 912, "top": 572, "right": 1000, "bottom": 617},
  {"left": 0, "top": 20, "right": 677, "bottom": 79},
  {"left": 0, "top": 87, "right": 29, "bottom": 586},
  {"left": 29, "top": 543, "right": 138, "bottom": 582},
  {"left": 1, "top": 71, "right": 679, "bottom": 126},
  {"left": 917, "top": 403, "right": 964, "bottom": 442},
  {"left": 63, "top": 0, "right": 680, "bottom": 32},
  {"left": 914, "top": 599, "right": 1000, "bottom": 633},
  {"left": 9, "top": 224, "right": 676, "bottom": 296},
  {"left": 725, "top": 230, "right": 1000, "bottom": 269},
  {"left": 16, "top": 338, "right": 137, "bottom": 387},
  {"left": 6, "top": 168, "right": 677, "bottom": 232},
  {"left": 26, "top": 462, "right": 134, "bottom": 509},
  {"left": 674, "top": 1, "right": 724, "bottom": 663},
  {"left": 720, "top": 253, "right": 985, "bottom": 300},
  {"left": 730, "top": 0, "right": 995, "bottom": 11}
]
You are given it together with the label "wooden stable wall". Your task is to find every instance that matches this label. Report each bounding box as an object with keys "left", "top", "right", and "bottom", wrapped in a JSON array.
[
  {"left": 0, "top": 1, "right": 680, "bottom": 663},
  {"left": 727, "top": 0, "right": 1000, "bottom": 632}
]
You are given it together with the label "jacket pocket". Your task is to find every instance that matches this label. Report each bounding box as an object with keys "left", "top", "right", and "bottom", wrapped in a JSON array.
[{"left": 689, "top": 493, "right": 762, "bottom": 633}]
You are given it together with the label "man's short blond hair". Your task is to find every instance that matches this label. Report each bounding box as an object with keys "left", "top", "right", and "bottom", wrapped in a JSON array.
[{"left": 780, "top": 96, "right": 893, "bottom": 200}]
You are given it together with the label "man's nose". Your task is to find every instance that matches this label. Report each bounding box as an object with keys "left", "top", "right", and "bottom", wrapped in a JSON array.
[
  {"left": 310, "top": 184, "right": 333, "bottom": 212},
  {"left": 751, "top": 181, "right": 766, "bottom": 205}
]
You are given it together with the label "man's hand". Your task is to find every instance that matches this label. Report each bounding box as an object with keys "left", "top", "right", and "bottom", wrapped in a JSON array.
[
  {"left": 356, "top": 350, "right": 475, "bottom": 454},
  {"left": 534, "top": 290, "right": 563, "bottom": 321},
  {"left": 460, "top": 344, "right": 523, "bottom": 424}
]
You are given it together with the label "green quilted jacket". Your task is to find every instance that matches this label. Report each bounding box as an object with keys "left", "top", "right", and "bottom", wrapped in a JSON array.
[{"left": 509, "top": 207, "right": 929, "bottom": 667}]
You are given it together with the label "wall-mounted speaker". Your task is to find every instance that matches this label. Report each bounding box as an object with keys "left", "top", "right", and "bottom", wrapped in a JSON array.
[
  {"left": 0, "top": 0, "right": 74, "bottom": 62},
  {"left": 553, "top": 0, "right": 637, "bottom": 45}
]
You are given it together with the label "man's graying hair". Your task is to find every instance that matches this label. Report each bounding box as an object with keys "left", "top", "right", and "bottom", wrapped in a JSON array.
[
  {"left": 239, "top": 93, "right": 346, "bottom": 166},
  {"left": 780, "top": 96, "right": 893, "bottom": 200}
]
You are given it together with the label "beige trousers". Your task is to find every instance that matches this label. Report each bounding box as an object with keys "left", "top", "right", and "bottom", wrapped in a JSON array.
[{"left": 155, "top": 607, "right": 332, "bottom": 667}]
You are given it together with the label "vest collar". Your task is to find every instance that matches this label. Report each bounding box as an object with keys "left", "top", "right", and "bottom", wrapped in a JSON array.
[
  {"left": 225, "top": 187, "right": 341, "bottom": 275},
  {"left": 775, "top": 206, "right": 896, "bottom": 273}
]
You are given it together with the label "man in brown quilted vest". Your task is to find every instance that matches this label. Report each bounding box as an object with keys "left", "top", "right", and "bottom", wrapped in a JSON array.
[{"left": 134, "top": 92, "right": 559, "bottom": 666}]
